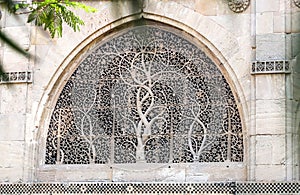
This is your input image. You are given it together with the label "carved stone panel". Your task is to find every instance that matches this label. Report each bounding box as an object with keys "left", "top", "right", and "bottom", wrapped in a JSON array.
[
  {"left": 45, "top": 26, "right": 243, "bottom": 166},
  {"left": 0, "top": 71, "right": 32, "bottom": 84},
  {"left": 227, "top": 0, "right": 250, "bottom": 13}
]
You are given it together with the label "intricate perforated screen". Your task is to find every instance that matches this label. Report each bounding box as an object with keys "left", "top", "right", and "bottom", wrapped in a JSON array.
[{"left": 45, "top": 26, "right": 243, "bottom": 164}]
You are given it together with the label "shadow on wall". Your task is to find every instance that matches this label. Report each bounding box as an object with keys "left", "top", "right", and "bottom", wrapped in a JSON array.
[{"left": 110, "top": 0, "right": 144, "bottom": 19}]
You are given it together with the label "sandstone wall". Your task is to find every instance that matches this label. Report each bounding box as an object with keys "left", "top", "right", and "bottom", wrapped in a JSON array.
[{"left": 0, "top": 0, "right": 299, "bottom": 183}]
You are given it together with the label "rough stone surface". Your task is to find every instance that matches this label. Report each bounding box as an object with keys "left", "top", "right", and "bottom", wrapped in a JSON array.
[
  {"left": 256, "top": 12, "right": 274, "bottom": 34},
  {"left": 255, "top": 135, "right": 286, "bottom": 165},
  {"left": 0, "top": 141, "right": 24, "bottom": 182},
  {"left": 0, "top": 114, "right": 25, "bottom": 141},
  {"left": 256, "top": 34, "right": 286, "bottom": 60},
  {"left": 254, "top": 165, "right": 286, "bottom": 181},
  {"left": 256, "top": 0, "right": 280, "bottom": 13}
]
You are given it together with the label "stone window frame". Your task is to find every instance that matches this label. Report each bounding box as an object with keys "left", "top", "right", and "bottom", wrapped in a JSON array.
[{"left": 34, "top": 18, "right": 248, "bottom": 182}]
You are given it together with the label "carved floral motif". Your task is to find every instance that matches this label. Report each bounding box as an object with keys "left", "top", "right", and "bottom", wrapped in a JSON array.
[
  {"left": 0, "top": 71, "right": 32, "bottom": 84},
  {"left": 251, "top": 60, "right": 290, "bottom": 74},
  {"left": 228, "top": 0, "right": 250, "bottom": 13}
]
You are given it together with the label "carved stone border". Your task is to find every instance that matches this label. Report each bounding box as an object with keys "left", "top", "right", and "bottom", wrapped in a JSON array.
[
  {"left": 251, "top": 60, "right": 290, "bottom": 74},
  {"left": 227, "top": 0, "right": 250, "bottom": 13},
  {"left": 0, "top": 71, "right": 32, "bottom": 84},
  {"left": 0, "top": 182, "right": 299, "bottom": 194}
]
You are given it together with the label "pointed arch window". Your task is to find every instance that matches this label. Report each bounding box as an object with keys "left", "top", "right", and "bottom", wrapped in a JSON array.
[{"left": 45, "top": 26, "right": 243, "bottom": 165}]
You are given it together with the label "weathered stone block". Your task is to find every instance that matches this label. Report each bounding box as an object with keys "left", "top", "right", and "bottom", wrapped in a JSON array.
[
  {"left": 2, "top": 26, "right": 30, "bottom": 71},
  {"left": 0, "top": 114, "right": 25, "bottom": 141},
  {"left": 0, "top": 141, "right": 24, "bottom": 169},
  {"left": 256, "top": 99, "right": 285, "bottom": 115},
  {"left": 273, "top": 12, "right": 285, "bottom": 33},
  {"left": 37, "top": 164, "right": 113, "bottom": 182},
  {"left": 3, "top": 26, "right": 30, "bottom": 50},
  {"left": 4, "top": 13, "right": 27, "bottom": 27},
  {"left": 185, "top": 163, "right": 246, "bottom": 181},
  {"left": 256, "top": 117, "right": 285, "bottom": 135},
  {"left": 211, "top": 14, "right": 251, "bottom": 36},
  {"left": 292, "top": 12, "right": 300, "bottom": 33},
  {"left": 255, "top": 74, "right": 286, "bottom": 100},
  {"left": 0, "top": 84, "right": 27, "bottom": 114},
  {"left": 256, "top": 0, "right": 280, "bottom": 12},
  {"left": 292, "top": 34, "right": 300, "bottom": 58},
  {"left": 195, "top": 0, "right": 218, "bottom": 16},
  {"left": 174, "top": 0, "right": 195, "bottom": 10},
  {"left": 256, "top": 34, "right": 286, "bottom": 60},
  {"left": 0, "top": 167, "right": 23, "bottom": 182},
  {"left": 255, "top": 135, "right": 286, "bottom": 165},
  {"left": 256, "top": 12, "right": 274, "bottom": 34},
  {"left": 30, "top": 27, "right": 53, "bottom": 45},
  {"left": 112, "top": 165, "right": 185, "bottom": 182},
  {"left": 254, "top": 164, "right": 286, "bottom": 181},
  {"left": 293, "top": 72, "right": 300, "bottom": 99},
  {"left": 55, "top": 168, "right": 112, "bottom": 182}
]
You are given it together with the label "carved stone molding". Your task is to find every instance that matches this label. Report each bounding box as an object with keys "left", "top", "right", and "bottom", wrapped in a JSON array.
[
  {"left": 294, "top": 0, "right": 300, "bottom": 8},
  {"left": 0, "top": 182, "right": 299, "bottom": 194},
  {"left": 251, "top": 60, "right": 290, "bottom": 74},
  {"left": 0, "top": 71, "right": 32, "bottom": 84},
  {"left": 228, "top": 0, "right": 250, "bottom": 13}
]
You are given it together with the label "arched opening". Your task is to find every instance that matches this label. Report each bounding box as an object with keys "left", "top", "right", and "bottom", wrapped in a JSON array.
[
  {"left": 45, "top": 23, "right": 243, "bottom": 164},
  {"left": 39, "top": 20, "right": 245, "bottom": 182}
]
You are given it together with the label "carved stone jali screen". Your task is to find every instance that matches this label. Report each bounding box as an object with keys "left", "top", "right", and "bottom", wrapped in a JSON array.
[{"left": 45, "top": 26, "right": 243, "bottom": 165}]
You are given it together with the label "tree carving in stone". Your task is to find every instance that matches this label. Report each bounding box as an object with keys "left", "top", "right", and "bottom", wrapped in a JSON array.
[{"left": 45, "top": 26, "right": 244, "bottom": 165}]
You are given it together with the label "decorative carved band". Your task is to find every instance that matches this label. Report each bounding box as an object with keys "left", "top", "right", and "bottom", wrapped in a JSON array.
[
  {"left": 0, "top": 71, "right": 32, "bottom": 84},
  {"left": 294, "top": 0, "right": 300, "bottom": 8},
  {"left": 251, "top": 60, "right": 290, "bottom": 74},
  {"left": 228, "top": 0, "right": 250, "bottom": 13},
  {"left": 0, "top": 182, "right": 299, "bottom": 194}
]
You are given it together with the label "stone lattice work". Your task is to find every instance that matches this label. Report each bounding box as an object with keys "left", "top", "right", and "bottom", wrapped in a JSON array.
[
  {"left": 0, "top": 71, "right": 32, "bottom": 84},
  {"left": 45, "top": 26, "right": 243, "bottom": 165},
  {"left": 0, "top": 182, "right": 299, "bottom": 194},
  {"left": 251, "top": 60, "right": 290, "bottom": 74}
]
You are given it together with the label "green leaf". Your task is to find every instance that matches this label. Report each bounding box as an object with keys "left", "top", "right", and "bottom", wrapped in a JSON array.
[
  {"left": 65, "top": 1, "right": 97, "bottom": 13},
  {"left": 27, "top": 11, "right": 37, "bottom": 23},
  {"left": 25, "top": 0, "right": 96, "bottom": 38},
  {"left": 0, "top": 0, "right": 96, "bottom": 76}
]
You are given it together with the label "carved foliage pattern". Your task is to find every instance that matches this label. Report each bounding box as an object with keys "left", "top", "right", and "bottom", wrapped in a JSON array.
[
  {"left": 228, "top": 0, "right": 250, "bottom": 13},
  {"left": 45, "top": 26, "right": 243, "bottom": 165}
]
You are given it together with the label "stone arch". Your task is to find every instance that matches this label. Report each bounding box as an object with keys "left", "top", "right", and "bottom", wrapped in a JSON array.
[{"left": 35, "top": 16, "right": 248, "bottom": 182}]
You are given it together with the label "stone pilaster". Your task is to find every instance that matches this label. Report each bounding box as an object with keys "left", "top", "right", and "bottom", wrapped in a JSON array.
[
  {"left": 250, "top": 0, "right": 299, "bottom": 181},
  {"left": 0, "top": 6, "right": 32, "bottom": 182}
]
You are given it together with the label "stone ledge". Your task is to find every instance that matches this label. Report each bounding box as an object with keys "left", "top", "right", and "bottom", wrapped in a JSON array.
[
  {"left": 251, "top": 60, "right": 290, "bottom": 74},
  {"left": 0, "top": 182, "right": 299, "bottom": 194},
  {"left": 0, "top": 71, "right": 32, "bottom": 84}
]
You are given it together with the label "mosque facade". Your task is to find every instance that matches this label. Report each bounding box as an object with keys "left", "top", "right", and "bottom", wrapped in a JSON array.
[{"left": 0, "top": 0, "right": 299, "bottom": 194}]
